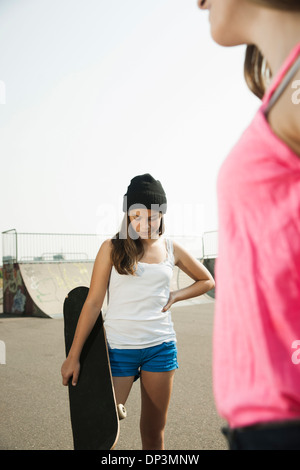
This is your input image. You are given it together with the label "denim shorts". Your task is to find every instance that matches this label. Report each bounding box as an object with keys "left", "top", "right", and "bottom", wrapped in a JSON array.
[{"left": 108, "top": 341, "right": 178, "bottom": 378}]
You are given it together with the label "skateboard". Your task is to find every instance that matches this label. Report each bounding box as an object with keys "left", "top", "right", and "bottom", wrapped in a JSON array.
[{"left": 63, "top": 286, "right": 126, "bottom": 450}]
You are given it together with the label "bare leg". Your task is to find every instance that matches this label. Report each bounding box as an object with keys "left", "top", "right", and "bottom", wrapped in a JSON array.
[
  {"left": 112, "top": 376, "right": 135, "bottom": 407},
  {"left": 140, "top": 370, "right": 175, "bottom": 450}
]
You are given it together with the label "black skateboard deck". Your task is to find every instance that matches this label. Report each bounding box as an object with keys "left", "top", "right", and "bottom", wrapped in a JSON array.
[{"left": 63, "top": 286, "right": 120, "bottom": 450}]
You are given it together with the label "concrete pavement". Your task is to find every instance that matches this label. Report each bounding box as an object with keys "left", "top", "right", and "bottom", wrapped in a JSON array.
[{"left": 0, "top": 301, "right": 227, "bottom": 450}]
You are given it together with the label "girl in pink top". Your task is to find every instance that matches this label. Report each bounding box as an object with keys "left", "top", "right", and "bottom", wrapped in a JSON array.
[{"left": 198, "top": 0, "right": 300, "bottom": 449}]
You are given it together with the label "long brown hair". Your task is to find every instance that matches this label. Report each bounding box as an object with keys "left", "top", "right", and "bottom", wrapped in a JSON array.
[
  {"left": 111, "top": 213, "right": 165, "bottom": 275},
  {"left": 244, "top": 0, "right": 300, "bottom": 99}
]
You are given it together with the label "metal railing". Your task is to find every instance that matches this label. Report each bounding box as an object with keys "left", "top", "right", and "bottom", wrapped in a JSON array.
[{"left": 2, "top": 229, "right": 218, "bottom": 265}]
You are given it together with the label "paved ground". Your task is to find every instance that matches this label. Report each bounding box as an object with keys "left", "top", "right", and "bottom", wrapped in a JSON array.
[{"left": 0, "top": 301, "right": 227, "bottom": 451}]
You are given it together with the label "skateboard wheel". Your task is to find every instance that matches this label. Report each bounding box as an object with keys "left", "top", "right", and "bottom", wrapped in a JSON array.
[{"left": 117, "top": 404, "right": 127, "bottom": 420}]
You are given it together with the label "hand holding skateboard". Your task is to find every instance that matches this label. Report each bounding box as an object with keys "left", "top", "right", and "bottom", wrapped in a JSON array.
[{"left": 61, "top": 356, "right": 80, "bottom": 386}]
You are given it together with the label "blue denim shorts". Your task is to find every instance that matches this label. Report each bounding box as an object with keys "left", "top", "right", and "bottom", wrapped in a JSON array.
[{"left": 108, "top": 341, "right": 178, "bottom": 378}]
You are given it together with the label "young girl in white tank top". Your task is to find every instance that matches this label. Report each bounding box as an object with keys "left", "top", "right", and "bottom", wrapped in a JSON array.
[
  {"left": 61, "top": 174, "right": 215, "bottom": 450},
  {"left": 104, "top": 237, "right": 176, "bottom": 349}
]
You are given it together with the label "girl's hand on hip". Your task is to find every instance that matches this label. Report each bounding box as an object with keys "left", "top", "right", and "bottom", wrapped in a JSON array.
[{"left": 162, "top": 292, "right": 178, "bottom": 312}]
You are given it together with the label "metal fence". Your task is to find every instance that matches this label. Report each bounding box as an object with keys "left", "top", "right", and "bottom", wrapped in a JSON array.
[{"left": 2, "top": 229, "right": 218, "bottom": 265}]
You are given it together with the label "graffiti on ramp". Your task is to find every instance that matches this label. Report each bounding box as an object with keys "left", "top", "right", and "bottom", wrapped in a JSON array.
[{"left": 3, "top": 262, "right": 95, "bottom": 318}]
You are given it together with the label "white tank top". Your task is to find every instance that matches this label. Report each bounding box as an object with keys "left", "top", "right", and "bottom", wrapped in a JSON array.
[{"left": 104, "top": 238, "right": 177, "bottom": 349}]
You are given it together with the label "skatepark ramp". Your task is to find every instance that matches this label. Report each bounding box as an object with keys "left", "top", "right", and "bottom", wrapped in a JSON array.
[
  {"left": 3, "top": 262, "right": 95, "bottom": 318},
  {"left": 2, "top": 262, "right": 214, "bottom": 318},
  {"left": 2, "top": 230, "right": 107, "bottom": 318},
  {"left": 2, "top": 230, "right": 217, "bottom": 318}
]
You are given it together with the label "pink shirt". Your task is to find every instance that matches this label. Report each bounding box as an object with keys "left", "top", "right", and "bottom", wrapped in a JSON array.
[{"left": 214, "top": 43, "right": 300, "bottom": 429}]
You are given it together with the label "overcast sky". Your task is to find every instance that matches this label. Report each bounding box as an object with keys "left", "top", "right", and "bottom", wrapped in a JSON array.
[{"left": 0, "top": 0, "right": 260, "bottom": 260}]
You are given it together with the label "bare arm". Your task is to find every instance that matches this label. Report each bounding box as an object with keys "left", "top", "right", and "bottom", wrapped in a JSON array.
[
  {"left": 162, "top": 241, "right": 215, "bottom": 311},
  {"left": 61, "top": 239, "right": 113, "bottom": 385}
]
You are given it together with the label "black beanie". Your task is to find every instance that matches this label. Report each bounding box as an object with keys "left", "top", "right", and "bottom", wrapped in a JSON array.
[{"left": 123, "top": 174, "right": 167, "bottom": 214}]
